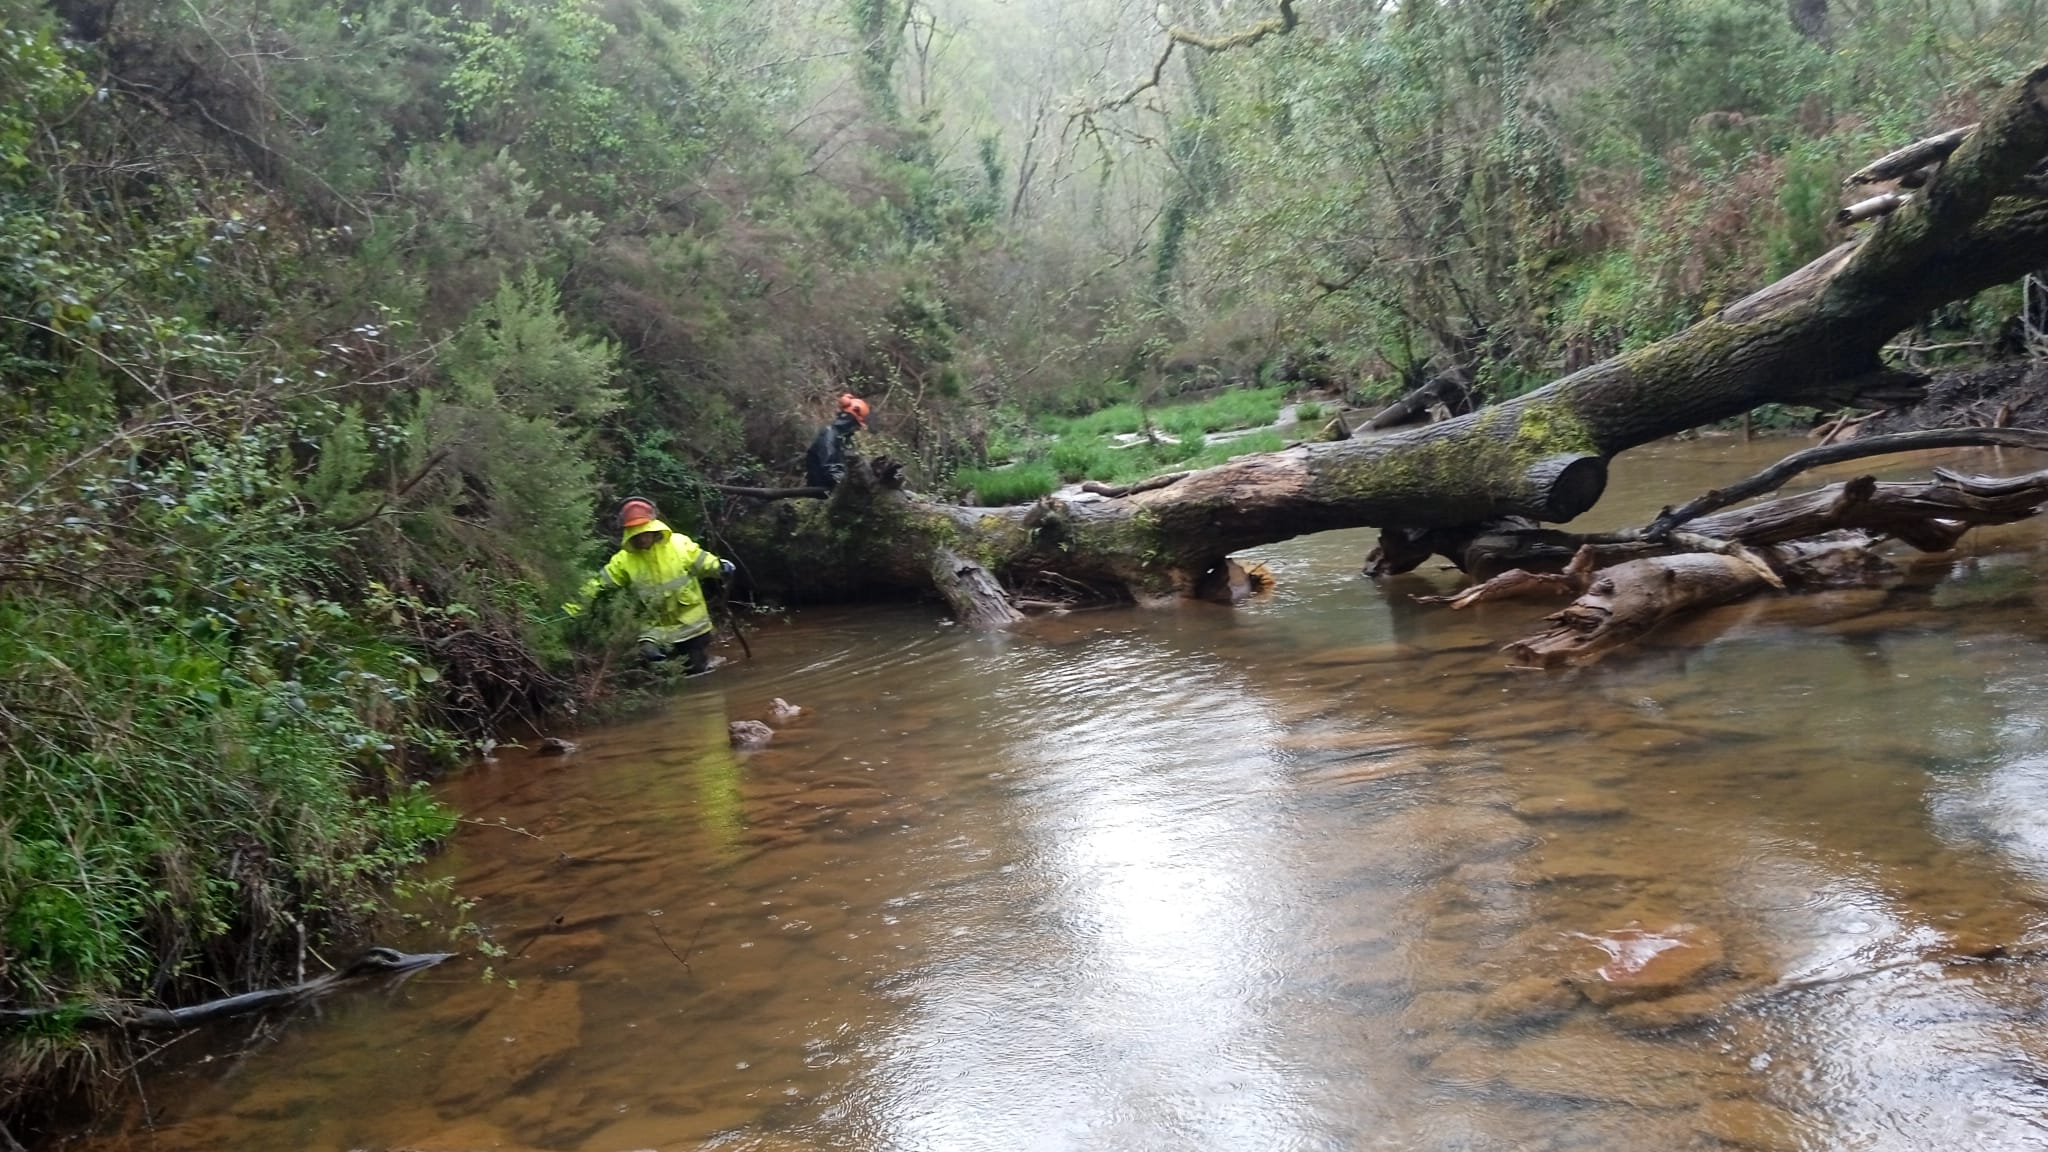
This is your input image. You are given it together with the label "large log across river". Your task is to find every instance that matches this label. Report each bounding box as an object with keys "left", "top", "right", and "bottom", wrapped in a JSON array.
[{"left": 725, "top": 63, "right": 2048, "bottom": 627}]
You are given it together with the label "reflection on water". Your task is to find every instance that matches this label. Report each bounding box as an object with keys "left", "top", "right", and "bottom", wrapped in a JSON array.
[{"left": 65, "top": 440, "right": 2048, "bottom": 1152}]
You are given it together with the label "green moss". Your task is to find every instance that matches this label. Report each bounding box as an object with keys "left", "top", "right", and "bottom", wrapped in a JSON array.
[{"left": 1509, "top": 400, "right": 1599, "bottom": 458}]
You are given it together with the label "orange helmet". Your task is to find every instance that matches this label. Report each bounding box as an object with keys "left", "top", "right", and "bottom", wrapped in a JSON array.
[
  {"left": 618, "top": 497, "right": 658, "bottom": 529},
  {"left": 838, "top": 393, "right": 870, "bottom": 428}
]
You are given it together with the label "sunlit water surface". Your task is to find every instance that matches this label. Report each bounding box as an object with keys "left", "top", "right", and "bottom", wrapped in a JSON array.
[{"left": 66, "top": 439, "right": 2048, "bottom": 1152}]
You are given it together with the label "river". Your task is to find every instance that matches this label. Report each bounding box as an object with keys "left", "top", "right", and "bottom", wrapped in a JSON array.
[{"left": 64, "top": 437, "right": 2048, "bottom": 1152}]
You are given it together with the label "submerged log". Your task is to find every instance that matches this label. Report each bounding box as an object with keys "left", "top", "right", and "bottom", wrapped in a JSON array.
[
  {"left": 0, "top": 948, "right": 453, "bottom": 1031},
  {"left": 1505, "top": 539, "right": 1890, "bottom": 668}
]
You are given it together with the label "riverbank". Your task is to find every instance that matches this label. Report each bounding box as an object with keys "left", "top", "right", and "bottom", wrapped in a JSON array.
[{"left": 1863, "top": 358, "right": 2048, "bottom": 434}]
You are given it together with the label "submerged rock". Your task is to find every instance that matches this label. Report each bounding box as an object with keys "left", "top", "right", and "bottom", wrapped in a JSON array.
[
  {"left": 729, "top": 720, "right": 774, "bottom": 749},
  {"left": 434, "top": 980, "right": 584, "bottom": 1106},
  {"left": 1568, "top": 923, "right": 1727, "bottom": 1005},
  {"left": 1510, "top": 790, "right": 1628, "bottom": 821},
  {"left": 1399, "top": 989, "right": 1485, "bottom": 1036},
  {"left": 767, "top": 697, "right": 804, "bottom": 723},
  {"left": 401, "top": 1118, "right": 543, "bottom": 1151},
  {"left": 1476, "top": 974, "right": 1583, "bottom": 1029},
  {"left": 1607, "top": 988, "right": 1731, "bottom": 1032},
  {"left": 1692, "top": 1096, "right": 1816, "bottom": 1150},
  {"left": 1434, "top": 1033, "right": 1744, "bottom": 1109}
]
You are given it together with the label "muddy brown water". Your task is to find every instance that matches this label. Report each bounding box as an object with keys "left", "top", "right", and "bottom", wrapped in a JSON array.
[{"left": 64, "top": 439, "right": 2048, "bottom": 1152}]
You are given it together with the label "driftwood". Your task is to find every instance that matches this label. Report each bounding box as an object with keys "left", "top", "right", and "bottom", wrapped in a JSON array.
[
  {"left": 1364, "top": 370, "right": 1472, "bottom": 430},
  {"left": 1641, "top": 426, "right": 2048, "bottom": 537},
  {"left": 1415, "top": 426, "right": 2048, "bottom": 580},
  {"left": 1079, "top": 471, "right": 1192, "bottom": 498},
  {"left": 0, "top": 947, "right": 453, "bottom": 1031},
  {"left": 1846, "top": 125, "right": 1975, "bottom": 186},
  {"left": 1443, "top": 449, "right": 2048, "bottom": 666},
  {"left": 1503, "top": 539, "right": 1891, "bottom": 668},
  {"left": 1837, "top": 191, "right": 1911, "bottom": 225}
]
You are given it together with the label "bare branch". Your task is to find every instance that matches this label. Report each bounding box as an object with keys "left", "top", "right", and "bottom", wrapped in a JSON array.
[
  {"left": 1065, "top": 0, "right": 1298, "bottom": 124},
  {"left": 1845, "top": 125, "right": 1975, "bottom": 186},
  {"left": 1642, "top": 427, "right": 2048, "bottom": 540}
]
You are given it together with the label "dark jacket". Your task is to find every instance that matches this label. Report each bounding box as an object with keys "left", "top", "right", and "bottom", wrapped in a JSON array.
[{"left": 805, "top": 414, "right": 860, "bottom": 488}]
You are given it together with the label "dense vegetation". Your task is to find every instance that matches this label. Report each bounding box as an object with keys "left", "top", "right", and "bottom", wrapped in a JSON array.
[{"left": 5, "top": 0, "right": 2048, "bottom": 1129}]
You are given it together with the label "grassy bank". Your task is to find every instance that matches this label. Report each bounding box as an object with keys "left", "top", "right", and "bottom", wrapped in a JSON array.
[{"left": 951, "top": 386, "right": 1297, "bottom": 503}]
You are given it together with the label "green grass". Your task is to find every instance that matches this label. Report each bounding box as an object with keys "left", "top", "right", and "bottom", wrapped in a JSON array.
[
  {"left": 973, "top": 384, "right": 1298, "bottom": 501},
  {"left": 1154, "top": 386, "right": 1287, "bottom": 438},
  {"left": 955, "top": 462, "right": 1059, "bottom": 503},
  {"left": 1034, "top": 402, "right": 1147, "bottom": 438},
  {"left": 1182, "top": 430, "right": 1286, "bottom": 469},
  {"left": 1031, "top": 386, "right": 1291, "bottom": 441}
]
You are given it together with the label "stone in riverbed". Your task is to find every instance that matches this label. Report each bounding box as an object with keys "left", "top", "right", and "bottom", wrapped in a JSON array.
[
  {"left": 434, "top": 980, "right": 584, "bottom": 1106},
  {"left": 729, "top": 720, "right": 774, "bottom": 749},
  {"left": 400, "top": 1118, "right": 544, "bottom": 1151},
  {"left": 767, "top": 697, "right": 804, "bottom": 723},
  {"left": 1607, "top": 988, "right": 1732, "bottom": 1032},
  {"left": 1568, "top": 923, "right": 1727, "bottom": 1006},
  {"left": 1692, "top": 1096, "right": 1816, "bottom": 1150},
  {"left": 1511, "top": 790, "right": 1628, "bottom": 821},
  {"left": 1434, "top": 1033, "right": 1744, "bottom": 1110},
  {"left": 517, "top": 927, "right": 608, "bottom": 972},
  {"left": 1399, "top": 989, "right": 1484, "bottom": 1036},
  {"left": 1515, "top": 849, "right": 1660, "bottom": 889},
  {"left": 1475, "top": 974, "right": 1583, "bottom": 1029}
]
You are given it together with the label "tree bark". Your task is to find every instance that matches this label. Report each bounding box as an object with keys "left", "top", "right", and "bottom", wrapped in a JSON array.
[{"left": 725, "top": 64, "right": 2048, "bottom": 623}]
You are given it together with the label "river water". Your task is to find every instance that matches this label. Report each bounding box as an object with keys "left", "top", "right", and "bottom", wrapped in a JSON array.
[{"left": 66, "top": 438, "right": 2048, "bottom": 1152}]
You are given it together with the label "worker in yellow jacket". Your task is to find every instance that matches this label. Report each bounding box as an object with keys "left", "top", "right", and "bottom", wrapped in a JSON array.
[{"left": 565, "top": 497, "right": 733, "bottom": 673}]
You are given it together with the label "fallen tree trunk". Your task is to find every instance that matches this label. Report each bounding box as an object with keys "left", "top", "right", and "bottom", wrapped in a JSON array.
[{"left": 724, "top": 63, "right": 2048, "bottom": 622}]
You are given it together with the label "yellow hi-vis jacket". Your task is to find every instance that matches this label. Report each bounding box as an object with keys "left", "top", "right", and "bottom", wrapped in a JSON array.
[{"left": 563, "top": 520, "right": 726, "bottom": 645}]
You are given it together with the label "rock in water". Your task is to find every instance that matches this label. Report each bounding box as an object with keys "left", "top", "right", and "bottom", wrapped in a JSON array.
[
  {"left": 767, "top": 697, "right": 803, "bottom": 723},
  {"left": 1568, "top": 923, "right": 1727, "bottom": 1005},
  {"left": 729, "top": 720, "right": 774, "bottom": 749},
  {"left": 535, "top": 736, "right": 578, "bottom": 756}
]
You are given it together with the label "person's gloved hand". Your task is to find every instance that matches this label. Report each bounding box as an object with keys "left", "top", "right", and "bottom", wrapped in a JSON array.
[{"left": 719, "top": 559, "right": 736, "bottom": 579}]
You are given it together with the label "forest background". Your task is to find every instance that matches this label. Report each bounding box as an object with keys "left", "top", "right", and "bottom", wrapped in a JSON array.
[{"left": 4, "top": 0, "right": 2046, "bottom": 1124}]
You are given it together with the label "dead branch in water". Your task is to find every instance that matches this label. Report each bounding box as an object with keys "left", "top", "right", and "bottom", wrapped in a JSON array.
[{"left": 1471, "top": 443, "right": 2048, "bottom": 666}]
